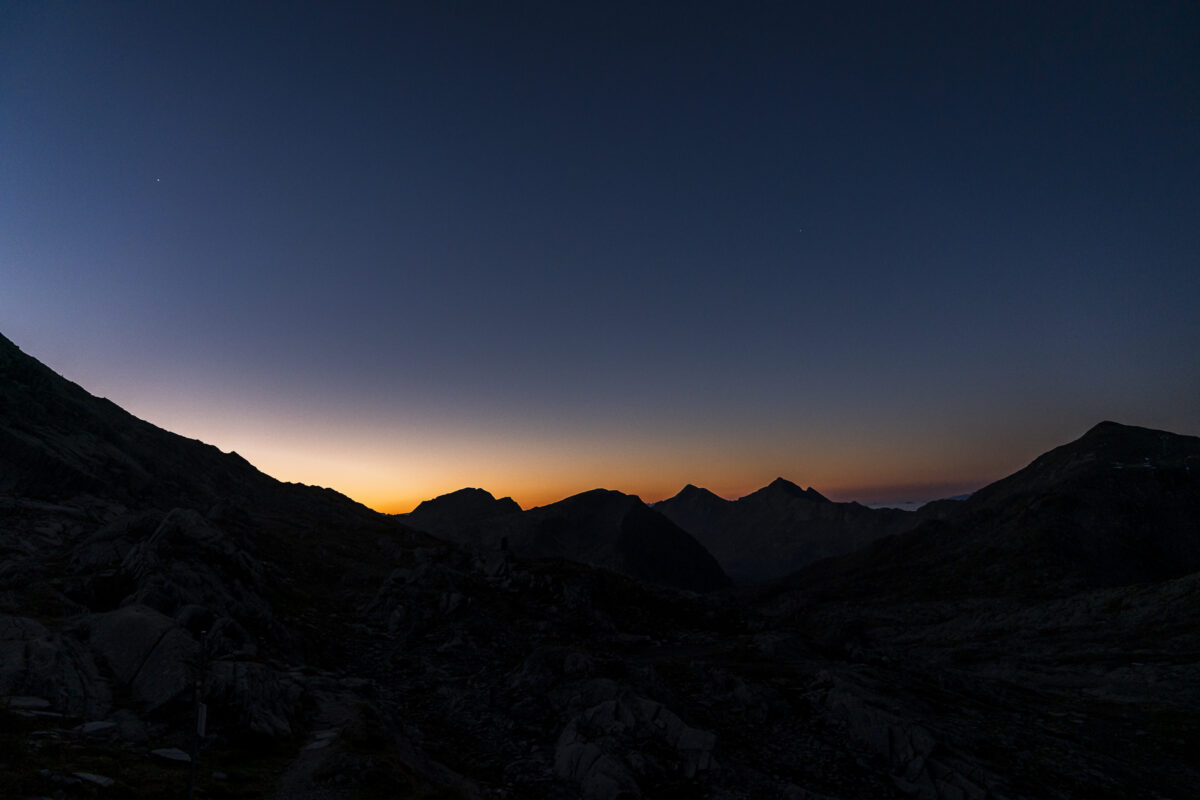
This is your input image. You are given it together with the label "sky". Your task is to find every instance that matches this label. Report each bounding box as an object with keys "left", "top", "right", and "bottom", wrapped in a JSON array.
[{"left": 2, "top": 2, "right": 1198, "bottom": 513}]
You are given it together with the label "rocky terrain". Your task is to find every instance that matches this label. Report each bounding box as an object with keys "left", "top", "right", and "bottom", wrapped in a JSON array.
[{"left": 2, "top": 330, "right": 1198, "bottom": 799}]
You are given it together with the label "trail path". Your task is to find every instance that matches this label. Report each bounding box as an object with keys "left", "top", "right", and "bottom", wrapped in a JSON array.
[{"left": 268, "top": 690, "right": 359, "bottom": 800}]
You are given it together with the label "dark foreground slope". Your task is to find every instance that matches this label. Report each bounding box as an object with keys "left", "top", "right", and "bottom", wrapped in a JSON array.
[
  {"left": 0, "top": 334, "right": 377, "bottom": 525},
  {"left": 2, "top": 332, "right": 1197, "bottom": 799},
  {"left": 656, "top": 478, "right": 917, "bottom": 584}
]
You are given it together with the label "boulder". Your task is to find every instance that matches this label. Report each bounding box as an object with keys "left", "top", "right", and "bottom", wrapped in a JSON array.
[
  {"left": 152, "top": 747, "right": 191, "bottom": 762},
  {"left": 88, "top": 605, "right": 196, "bottom": 710}
]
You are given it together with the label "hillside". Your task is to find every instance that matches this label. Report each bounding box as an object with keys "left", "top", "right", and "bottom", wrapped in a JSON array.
[{"left": 786, "top": 421, "right": 1200, "bottom": 601}]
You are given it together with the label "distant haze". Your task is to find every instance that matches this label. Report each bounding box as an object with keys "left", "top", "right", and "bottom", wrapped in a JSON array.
[{"left": 2, "top": 3, "right": 1197, "bottom": 513}]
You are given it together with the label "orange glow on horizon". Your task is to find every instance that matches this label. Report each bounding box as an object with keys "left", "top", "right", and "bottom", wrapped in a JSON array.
[
  {"left": 351, "top": 474, "right": 995, "bottom": 516},
  {"left": 91, "top": 377, "right": 1037, "bottom": 518}
]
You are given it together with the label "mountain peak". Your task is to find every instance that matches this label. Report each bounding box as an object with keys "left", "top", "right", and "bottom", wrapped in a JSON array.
[
  {"left": 1078, "top": 420, "right": 1150, "bottom": 445},
  {"left": 547, "top": 488, "right": 643, "bottom": 512},
  {"left": 763, "top": 478, "right": 828, "bottom": 502},
  {"left": 566, "top": 487, "right": 630, "bottom": 501},
  {"left": 1068, "top": 421, "right": 1198, "bottom": 463},
  {"left": 1083, "top": 420, "right": 1125, "bottom": 435},
  {"left": 406, "top": 487, "right": 521, "bottom": 533},
  {"left": 959, "top": 420, "right": 1200, "bottom": 522},
  {"left": 669, "top": 484, "right": 725, "bottom": 504},
  {"left": 423, "top": 486, "right": 499, "bottom": 504},
  {"left": 766, "top": 477, "right": 804, "bottom": 495}
]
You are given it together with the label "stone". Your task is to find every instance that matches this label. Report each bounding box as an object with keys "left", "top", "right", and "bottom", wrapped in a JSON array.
[
  {"left": 4, "top": 695, "right": 51, "bottom": 709},
  {"left": 73, "top": 772, "right": 115, "bottom": 787},
  {"left": 151, "top": 747, "right": 192, "bottom": 762},
  {"left": 88, "top": 605, "right": 196, "bottom": 710}
]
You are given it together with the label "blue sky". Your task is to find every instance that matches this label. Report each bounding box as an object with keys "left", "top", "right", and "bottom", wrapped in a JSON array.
[{"left": 2, "top": 2, "right": 1198, "bottom": 511}]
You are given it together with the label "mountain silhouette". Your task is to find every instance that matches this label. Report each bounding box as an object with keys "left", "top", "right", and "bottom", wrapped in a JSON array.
[
  {"left": 0, "top": 331, "right": 377, "bottom": 523},
  {"left": 788, "top": 421, "right": 1200, "bottom": 600},
  {"left": 408, "top": 487, "right": 731, "bottom": 593},
  {"left": 405, "top": 487, "right": 522, "bottom": 536},
  {"left": 656, "top": 476, "right": 915, "bottom": 584}
]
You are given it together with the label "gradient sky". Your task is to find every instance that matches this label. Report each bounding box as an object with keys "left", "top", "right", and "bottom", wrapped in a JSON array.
[{"left": 2, "top": 2, "right": 1198, "bottom": 513}]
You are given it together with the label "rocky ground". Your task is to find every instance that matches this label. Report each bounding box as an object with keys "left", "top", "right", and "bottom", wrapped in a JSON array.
[{"left": 3, "top": 487, "right": 1197, "bottom": 799}]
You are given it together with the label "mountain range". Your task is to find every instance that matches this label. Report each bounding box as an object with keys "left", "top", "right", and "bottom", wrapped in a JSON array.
[
  {"left": 2, "top": 329, "right": 1197, "bottom": 799},
  {"left": 404, "top": 487, "right": 730, "bottom": 593},
  {"left": 653, "top": 478, "right": 923, "bottom": 584}
]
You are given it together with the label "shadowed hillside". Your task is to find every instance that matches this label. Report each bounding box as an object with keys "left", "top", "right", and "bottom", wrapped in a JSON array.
[{"left": 785, "top": 421, "right": 1200, "bottom": 601}]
